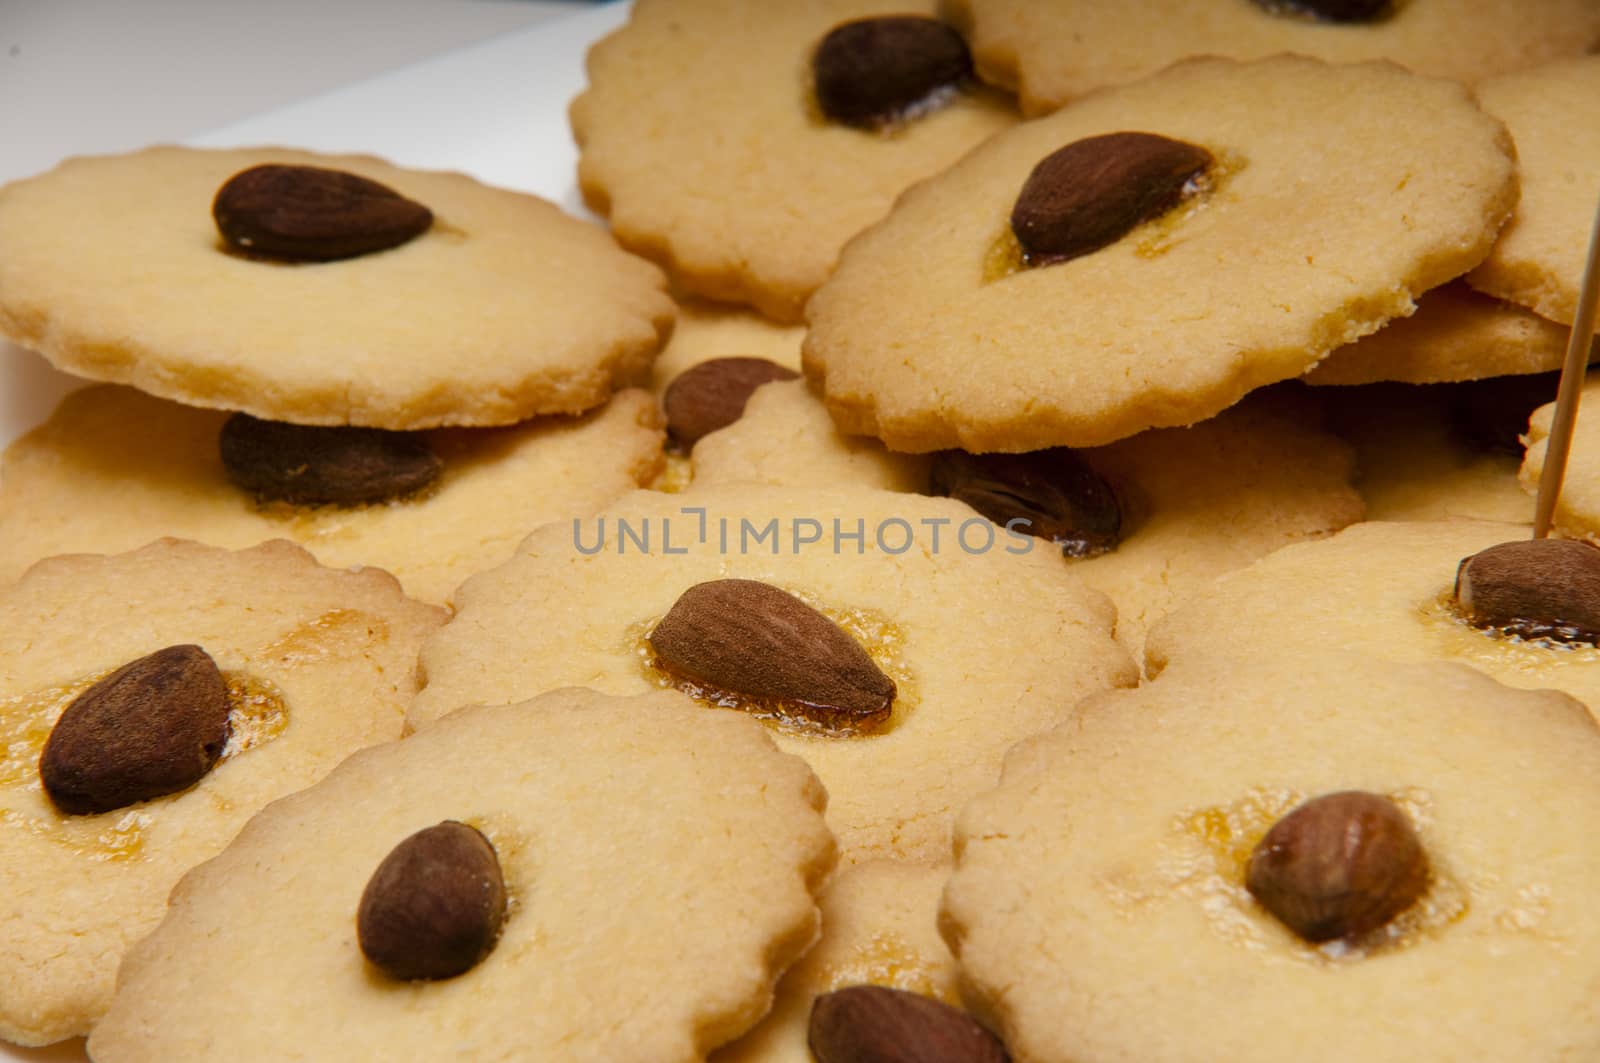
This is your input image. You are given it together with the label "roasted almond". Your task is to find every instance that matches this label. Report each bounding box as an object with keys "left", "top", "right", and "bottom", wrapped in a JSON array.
[
  {"left": 1246, "top": 790, "right": 1429, "bottom": 943},
  {"left": 928, "top": 448, "right": 1120, "bottom": 558},
  {"left": 663, "top": 357, "right": 800, "bottom": 449},
  {"left": 358, "top": 820, "right": 507, "bottom": 982},
  {"left": 809, "top": 985, "right": 1010, "bottom": 1063},
  {"left": 213, "top": 163, "right": 433, "bottom": 262},
  {"left": 648, "top": 579, "right": 895, "bottom": 732},
  {"left": 1455, "top": 538, "right": 1600, "bottom": 644},
  {"left": 812, "top": 16, "right": 972, "bottom": 129},
  {"left": 40, "top": 645, "right": 231, "bottom": 816},
  {"left": 220, "top": 413, "right": 442, "bottom": 505},
  {"left": 1010, "top": 132, "right": 1212, "bottom": 267},
  {"left": 1252, "top": 0, "right": 1393, "bottom": 23}
]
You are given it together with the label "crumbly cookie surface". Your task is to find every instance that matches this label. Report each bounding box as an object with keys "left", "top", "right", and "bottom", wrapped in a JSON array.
[
  {"left": 0, "top": 146, "right": 674, "bottom": 428},
  {"left": 411, "top": 483, "right": 1137, "bottom": 865},
  {"left": 1305, "top": 281, "right": 1577, "bottom": 386},
  {"left": 1468, "top": 56, "right": 1600, "bottom": 328},
  {"left": 948, "top": 0, "right": 1600, "bottom": 116},
  {"left": 712, "top": 861, "right": 958, "bottom": 1063},
  {"left": 571, "top": 0, "right": 1016, "bottom": 322},
  {"left": 803, "top": 56, "right": 1517, "bottom": 452},
  {"left": 0, "top": 385, "right": 665, "bottom": 604},
  {"left": 1141, "top": 519, "right": 1600, "bottom": 719},
  {"left": 0, "top": 539, "right": 443, "bottom": 1046},
  {"left": 943, "top": 653, "right": 1600, "bottom": 1062},
  {"left": 88, "top": 688, "right": 836, "bottom": 1063}
]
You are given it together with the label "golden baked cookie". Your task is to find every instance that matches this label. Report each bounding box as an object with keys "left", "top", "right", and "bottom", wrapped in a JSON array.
[
  {"left": 1142, "top": 519, "right": 1600, "bottom": 720},
  {"left": 690, "top": 384, "right": 1362, "bottom": 657},
  {"left": 410, "top": 483, "right": 1138, "bottom": 865},
  {"left": 1521, "top": 375, "right": 1600, "bottom": 541},
  {"left": 0, "top": 385, "right": 666, "bottom": 604},
  {"left": 948, "top": 0, "right": 1600, "bottom": 116},
  {"left": 1468, "top": 56, "right": 1600, "bottom": 330},
  {"left": 88, "top": 688, "right": 836, "bottom": 1062},
  {"left": 0, "top": 146, "right": 674, "bottom": 428},
  {"left": 1305, "top": 281, "right": 1578, "bottom": 386},
  {"left": 1317, "top": 380, "right": 1536, "bottom": 524},
  {"left": 712, "top": 860, "right": 965, "bottom": 1063},
  {"left": 570, "top": 0, "right": 1016, "bottom": 322},
  {"left": 0, "top": 539, "right": 443, "bottom": 1046},
  {"left": 650, "top": 300, "right": 804, "bottom": 394},
  {"left": 803, "top": 55, "right": 1517, "bottom": 452},
  {"left": 943, "top": 653, "right": 1600, "bottom": 1062}
]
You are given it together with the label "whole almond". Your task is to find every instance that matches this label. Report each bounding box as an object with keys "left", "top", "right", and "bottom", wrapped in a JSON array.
[
  {"left": 1010, "top": 132, "right": 1212, "bottom": 267},
  {"left": 1253, "top": 0, "right": 1392, "bottom": 23},
  {"left": 40, "top": 644, "right": 231, "bottom": 815},
  {"left": 928, "top": 448, "right": 1120, "bottom": 558},
  {"left": 812, "top": 16, "right": 973, "bottom": 129},
  {"left": 357, "top": 821, "right": 507, "bottom": 982},
  {"left": 1455, "top": 538, "right": 1600, "bottom": 643},
  {"left": 1246, "top": 790, "right": 1429, "bottom": 943},
  {"left": 648, "top": 579, "right": 896, "bottom": 732},
  {"left": 662, "top": 357, "right": 800, "bottom": 449},
  {"left": 213, "top": 163, "right": 433, "bottom": 262},
  {"left": 809, "top": 985, "right": 1010, "bottom": 1063},
  {"left": 219, "top": 413, "right": 442, "bottom": 505}
]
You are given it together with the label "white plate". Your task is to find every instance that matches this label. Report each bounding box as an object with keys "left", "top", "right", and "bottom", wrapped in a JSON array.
[{"left": 0, "top": 3, "right": 628, "bottom": 1058}]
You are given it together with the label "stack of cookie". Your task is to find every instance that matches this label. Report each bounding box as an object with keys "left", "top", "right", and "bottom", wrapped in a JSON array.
[{"left": 4, "top": 0, "right": 1600, "bottom": 1059}]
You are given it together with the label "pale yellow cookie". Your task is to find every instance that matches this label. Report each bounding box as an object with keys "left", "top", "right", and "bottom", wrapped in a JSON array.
[
  {"left": 0, "top": 146, "right": 674, "bottom": 428},
  {"left": 650, "top": 300, "right": 805, "bottom": 393},
  {"left": 690, "top": 379, "right": 930, "bottom": 494},
  {"left": 692, "top": 386, "right": 1362, "bottom": 657},
  {"left": 1521, "top": 375, "right": 1600, "bottom": 541},
  {"left": 410, "top": 483, "right": 1138, "bottom": 865},
  {"left": 943, "top": 653, "right": 1600, "bottom": 1062},
  {"left": 0, "top": 539, "right": 443, "bottom": 1046},
  {"left": 571, "top": 0, "right": 1017, "bottom": 323},
  {"left": 88, "top": 688, "right": 836, "bottom": 1063},
  {"left": 1305, "top": 281, "right": 1578, "bottom": 386},
  {"left": 803, "top": 55, "right": 1517, "bottom": 452},
  {"left": 1066, "top": 389, "right": 1363, "bottom": 657},
  {"left": 948, "top": 0, "right": 1600, "bottom": 116},
  {"left": 1469, "top": 56, "right": 1600, "bottom": 330},
  {"left": 1143, "top": 519, "right": 1600, "bottom": 719},
  {"left": 0, "top": 385, "right": 665, "bottom": 604},
  {"left": 713, "top": 861, "right": 959, "bottom": 1063},
  {"left": 1318, "top": 380, "right": 1536, "bottom": 523}
]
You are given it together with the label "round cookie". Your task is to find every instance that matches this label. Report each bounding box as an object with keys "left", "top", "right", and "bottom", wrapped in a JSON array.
[
  {"left": 88, "top": 687, "right": 836, "bottom": 1062},
  {"left": 410, "top": 483, "right": 1139, "bottom": 865},
  {"left": 1521, "top": 375, "right": 1600, "bottom": 542},
  {"left": 803, "top": 55, "right": 1517, "bottom": 452},
  {"left": 0, "top": 385, "right": 666, "bottom": 604},
  {"left": 690, "top": 385, "right": 1363, "bottom": 657},
  {"left": 712, "top": 860, "right": 963, "bottom": 1063},
  {"left": 1142, "top": 519, "right": 1600, "bottom": 719},
  {"left": 1317, "top": 380, "right": 1536, "bottom": 524},
  {"left": 1468, "top": 56, "right": 1600, "bottom": 330},
  {"left": 0, "top": 538, "right": 444, "bottom": 1046},
  {"left": 650, "top": 300, "right": 804, "bottom": 394},
  {"left": 689, "top": 378, "right": 931, "bottom": 494},
  {"left": 570, "top": 0, "right": 1017, "bottom": 323},
  {"left": 0, "top": 146, "right": 674, "bottom": 428},
  {"left": 947, "top": 0, "right": 1600, "bottom": 116},
  {"left": 942, "top": 652, "right": 1600, "bottom": 1062},
  {"left": 1304, "top": 281, "right": 1580, "bottom": 386}
]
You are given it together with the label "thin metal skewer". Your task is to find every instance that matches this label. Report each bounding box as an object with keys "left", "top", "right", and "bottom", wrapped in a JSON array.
[{"left": 1532, "top": 191, "right": 1600, "bottom": 539}]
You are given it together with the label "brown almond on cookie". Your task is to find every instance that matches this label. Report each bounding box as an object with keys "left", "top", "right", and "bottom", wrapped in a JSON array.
[
  {"left": 1455, "top": 538, "right": 1600, "bottom": 643},
  {"left": 213, "top": 163, "right": 433, "bottom": 261}
]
